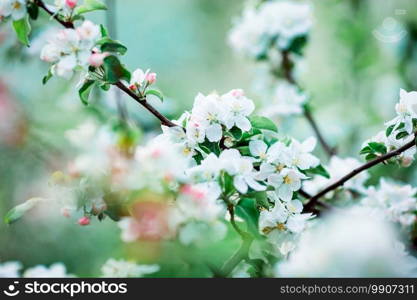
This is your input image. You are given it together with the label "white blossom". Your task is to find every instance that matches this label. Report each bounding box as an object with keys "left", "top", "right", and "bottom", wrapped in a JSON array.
[
  {"left": 0, "top": 0, "right": 27, "bottom": 20},
  {"left": 23, "top": 263, "right": 73, "bottom": 278},
  {"left": 101, "top": 259, "right": 159, "bottom": 278},
  {"left": 276, "top": 207, "right": 417, "bottom": 277},
  {"left": 362, "top": 179, "right": 417, "bottom": 228},
  {"left": 0, "top": 261, "right": 21, "bottom": 278}
]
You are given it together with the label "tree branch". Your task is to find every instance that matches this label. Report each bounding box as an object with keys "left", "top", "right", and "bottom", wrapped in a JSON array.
[
  {"left": 281, "top": 50, "right": 336, "bottom": 157},
  {"left": 35, "top": 0, "right": 177, "bottom": 128},
  {"left": 303, "top": 134, "right": 417, "bottom": 212}
]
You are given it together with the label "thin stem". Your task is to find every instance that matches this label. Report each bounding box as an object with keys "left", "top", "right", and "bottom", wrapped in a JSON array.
[
  {"left": 34, "top": 0, "right": 74, "bottom": 28},
  {"left": 115, "top": 82, "right": 177, "bottom": 127},
  {"left": 304, "top": 134, "right": 417, "bottom": 212},
  {"left": 219, "top": 205, "right": 254, "bottom": 277},
  {"left": 35, "top": 0, "right": 177, "bottom": 128},
  {"left": 105, "top": 0, "right": 128, "bottom": 123},
  {"left": 281, "top": 50, "right": 336, "bottom": 157}
]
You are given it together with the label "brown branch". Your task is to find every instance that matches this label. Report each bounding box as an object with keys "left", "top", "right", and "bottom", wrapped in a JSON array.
[
  {"left": 35, "top": 0, "right": 177, "bottom": 128},
  {"left": 34, "top": 0, "right": 74, "bottom": 28},
  {"left": 281, "top": 50, "right": 336, "bottom": 157},
  {"left": 303, "top": 134, "right": 417, "bottom": 212}
]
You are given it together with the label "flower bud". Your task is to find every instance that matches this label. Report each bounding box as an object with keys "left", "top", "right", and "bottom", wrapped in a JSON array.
[
  {"left": 88, "top": 52, "right": 107, "bottom": 67},
  {"left": 231, "top": 89, "right": 244, "bottom": 98},
  {"left": 66, "top": 0, "right": 77, "bottom": 9},
  {"left": 78, "top": 216, "right": 90, "bottom": 226},
  {"left": 146, "top": 72, "right": 157, "bottom": 85}
]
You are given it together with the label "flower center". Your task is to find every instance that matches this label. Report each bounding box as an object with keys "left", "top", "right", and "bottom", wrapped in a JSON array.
[{"left": 283, "top": 175, "right": 292, "bottom": 185}]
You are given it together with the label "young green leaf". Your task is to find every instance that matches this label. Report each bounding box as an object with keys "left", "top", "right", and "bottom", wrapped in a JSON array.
[
  {"left": 305, "top": 164, "right": 330, "bottom": 179},
  {"left": 249, "top": 116, "right": 278, "bottom": 133},
  {"left": 103, "top": 56, "right": 131, "bottom": 83},
  {"left": 396, "top": 131, "right": 409, "bottom": 140},
  {"left": 368, "top": 142, "right": 387, "bottom": 154},
  {"left": 385, "top": 124, "right": 395, "bottom": 137},
  {"left": 145, "top": 89, "right": 164, "bottom": 101},
  {"left": 97, "top": 38, "right": 127, "bottom": 55},
  {"left": 4, "top": 198, "right": 43, "bottom": 225},
  {"left": 79, "top": 80, "right": 96, "bottom": 105},
  {"left": 74, "top": 0, "right": 107, "bottom": 15},
  {"left": 100, "top": 24, "right": 109, "bottom": 38},
  {"left": 12, "top": 16, "right": 31, "bottom": 46},
  {"left": 42, "top": 68, "right": 53, "bottom": 85}
]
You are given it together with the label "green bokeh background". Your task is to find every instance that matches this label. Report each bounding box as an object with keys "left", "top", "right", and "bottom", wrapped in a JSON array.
[{"left": 1, "top": 0, "right": 417, "bottom": 276}]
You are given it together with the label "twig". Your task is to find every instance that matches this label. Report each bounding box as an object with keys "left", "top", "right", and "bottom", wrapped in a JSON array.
[
  {"left": 281, "top": 50, "right": 336, "bottom": 157},
  {"left": 35, "top": 0, "right": 177, "bottom": 128},
  {"left": 304, "top": 134, "right": 417, "bottom": 212}
]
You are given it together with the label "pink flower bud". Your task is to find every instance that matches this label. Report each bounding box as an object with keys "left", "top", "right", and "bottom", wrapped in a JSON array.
[
  {"left": 78, "top": 216, "right": 90, "bottom": 226},
  {"left": 129, "top": 84, "right": 137, "bottom": 91},
  {"left": 88, "top": 53, "right": 107, "bottom": 67},
  {"left": 66, "top": 0, "right": 77, "bottom": 9},
  {"left": 146, "top": 72, "right": 157, "bottom": 85},
  {"left": 231, "top": 89, "right": 244, "bottom": 98}
]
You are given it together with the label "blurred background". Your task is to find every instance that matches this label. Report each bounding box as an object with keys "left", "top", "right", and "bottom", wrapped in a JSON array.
[{"left": 1, "top": 0, "right": 417, "bottom": 276}]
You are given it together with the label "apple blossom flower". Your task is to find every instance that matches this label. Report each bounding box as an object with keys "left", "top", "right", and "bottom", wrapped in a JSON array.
[
  {"left": 0, "top": 261, "right": 21, "bottom": 278},
  {"left": 362, "top": 179, "right": 417, "bottom": 228},
  {"left": 218, "top": 149, "right": 264, "bottom": 193},
  {"left": 287, "top": 137, "right": 320, "bottom": 170},
  {"left": 40, "top": 21, "right": 100, "bottom": 79},
  {"left": 229, "top": 1, "right": 313, "bottom": 57},
  {"left": 88, "top": 52, "right": 108, "bottom": 67},
  {"left": 101, "top": 259, "right": 159, "bottom": 278},
  {"left": 190, "top": 93, "right": 225, "bottom": 142},
  {"left": 221, "top": 89, "right": 255, "bottom": 132},
  {"left": 0, "top": 0, "right": 27, "bottom": 21},
  {"left": 23, "top": 263, "right": 74, "bottom": 278},
  {"left": 130, "top": 68, "right": 151, "bottom": 90},
  {"left": 276, "top": 207, "right": 417, "bottom": 277},
  {"left": 260, "top": 82, "right": 308, "bottom": 117},
  {"left": 78, "top": 216, "right": 90, "bottom": 226}
]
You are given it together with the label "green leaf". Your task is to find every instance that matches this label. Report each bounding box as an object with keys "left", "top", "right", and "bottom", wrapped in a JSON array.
[
  {"left": 100, "top": 24, "right": 109, "bottom": 38},
  {"left": 386, "top": 124, "right": 395, "bottom": 137},
  {"left": 103, "top": 56, "right": 131, "bottom": 83},
  {"left": 247, "top": 191, "right": 271, "bottom": 210},
  {"left": 78, "top": 80, "right": 96, "bottom": 105},
  {"left": 236, "top": 146, "right": 251, "bottom": 156},
  {"left": 4, "top": 198, "right": 43, "bottom": 225},
  {"left": 249, "top": 116, "right": 278, "bottom": 133},
  {"left": 235, "top": 198, "right": 260, "bottom": 237},
  {"left": 97, "top": 38, "right": 127, "bottom": 55},
  {"left": 359, "top": 145, "right": 372, "bottom": 155},
  {"left": 12, "top": 16, "right": 31, "bottom": 46},
  {"left": 305, "top": 164, "right": 330, "bottom": 179},
  {"left": 42, "top": 68, "right": 53, "bottom": 85},
  {"left": 365, "top": 153, "right": 377, "bottom": 161},
  {"left": 74, "top": 0, "right": 107, "bottom": 15},
  {"left": 27, "top": 2, "right": 39, "bottom": 20},
  {"left": 368, "top": 142, "right": 387, "bottom": 154},
  {"left": 396, "top": 131, "right": 409, "bottom": 140},
  {"left": 229, "top": 127, "right": 243, "bottom": 140},
  {"left": 145, "top": 89, "right": 164, "bottom": 101}
]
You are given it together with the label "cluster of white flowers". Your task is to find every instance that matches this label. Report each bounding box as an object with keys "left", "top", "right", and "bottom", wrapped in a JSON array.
[
  {"left": 0, "top": 262, "right": 73, "bottom": 278},
  {"left": 304, "top": 156, "right": 369, "bottom": 197},
  {"left": 259, "top": 192, "right": 313, "bottom": 256},
  {"left": 364, "top": 89, "right": 417, "bottom": 167},
  {"left": 259, "top": 82, "right": 307, "bottom": 118},
  {"left": 276, "top": 207, "right": 417, "bottom": 277},
  {"left": 228, "top": 1, "right": 313, "bottom": 58},
  {"left": 0, "top": 0, "right": 27, "bottom": 21},
  {"left": 101, "top": 259, "right": 159, "bottom": 278},
  {"left": 40, "top": 20, "right": 100, "bottom": 79},
  {"left": 362, "top": 179, "right": 417, "bottom": 228}
]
